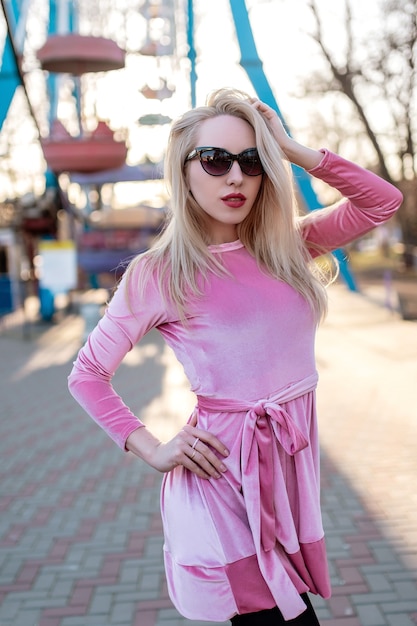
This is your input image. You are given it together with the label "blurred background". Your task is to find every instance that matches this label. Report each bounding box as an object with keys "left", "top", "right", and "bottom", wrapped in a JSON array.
[
  {"left": 0, "top": 0, "right": 416, "bottom": 326},
  {"left": 0, "top": 4, "right": 416, "bottom": 625}
]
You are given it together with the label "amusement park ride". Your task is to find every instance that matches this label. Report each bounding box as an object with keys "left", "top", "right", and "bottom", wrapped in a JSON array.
[{"left": 0, "top": 0, "right": 355, "bottom": 321}]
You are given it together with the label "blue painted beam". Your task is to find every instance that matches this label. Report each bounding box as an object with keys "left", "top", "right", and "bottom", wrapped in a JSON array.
[
  {"left": 186, "top": 0, "right": 197, "bottom": 107},
  {"left": 0, "top": 1, "right": 23, "bottom": 132},
  {"left": 0, "top": 34, "right": 21, "bottom": 131},
  {"left": 229, "top": 0, "right": 357, "bottom": 291}
]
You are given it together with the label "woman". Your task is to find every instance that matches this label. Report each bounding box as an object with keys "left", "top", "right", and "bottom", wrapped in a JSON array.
[{"left": 68, "top": 88, "right": 402, "bottom": 624}]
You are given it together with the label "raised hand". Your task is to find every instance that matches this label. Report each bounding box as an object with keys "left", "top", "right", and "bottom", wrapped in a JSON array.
[{"left": 251, "top": 98, "right": 323, "bottom": 170}]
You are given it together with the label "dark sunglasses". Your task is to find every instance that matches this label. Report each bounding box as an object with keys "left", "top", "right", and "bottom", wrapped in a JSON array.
[{"left": 185, "top": 146, "right": 264, "bottom": 177}]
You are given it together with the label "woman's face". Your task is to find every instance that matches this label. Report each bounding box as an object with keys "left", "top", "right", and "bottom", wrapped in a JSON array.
[{"left": 186, "top": 114, "right": 263, "bottom": 245}]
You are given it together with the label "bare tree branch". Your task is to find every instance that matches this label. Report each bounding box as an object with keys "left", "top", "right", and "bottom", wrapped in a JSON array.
[{"left": 306, "top": 0, "right": 392, "bottom": 181}]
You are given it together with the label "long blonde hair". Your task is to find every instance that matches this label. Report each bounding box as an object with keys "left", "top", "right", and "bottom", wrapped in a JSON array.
[{"left": 125, "top": 88, "right": 332, "bottom": 321}]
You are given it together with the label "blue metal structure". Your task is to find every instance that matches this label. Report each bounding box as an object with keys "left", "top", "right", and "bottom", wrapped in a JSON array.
[
  {"left": 186, "top": 0, "right": 357, "bottom": 291},
  {"left": 0, "top": 0, "right": 75, "bottom": 319},
  {"left": 186, "top": 0, "right": 197, "bottom": 108},
  {"left": 0, "top": 0, "right": 77, "bottom": 131},
  {"left": 45, "top": 0, "right": 77, "bottom": 127},
  {"left": 0, "top": 1, "right": 33, "bottom": 318},
  {"left": 0, "top": 0, "right": 25, "bottom": 133},
  {"left": 229, "top": 0, "right": 357, "bottom": 291},
  {"left": 1, "top": 0, "right": 356, "bottom": 291}
]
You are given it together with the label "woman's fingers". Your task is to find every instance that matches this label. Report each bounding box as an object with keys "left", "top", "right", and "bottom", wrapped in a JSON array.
[
  {"left": 189, "top": 438, "right": 227, "bottom": 478},
  {"left": 182, "top": 423, "right": 229, "bottom": 457},
  {"left": 251, "top": 98, "right": 276, "bottom": 120},
  {"left": 178, "top": 425, "right": 229, "bottom": 479}
]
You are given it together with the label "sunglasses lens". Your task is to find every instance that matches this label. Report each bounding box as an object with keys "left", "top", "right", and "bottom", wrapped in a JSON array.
[
  {"left": 239, "top": 149, "right": 263, "bottom": 176},
  {"left": 200, "top": 149, "right": 231, "bottom": 176}
]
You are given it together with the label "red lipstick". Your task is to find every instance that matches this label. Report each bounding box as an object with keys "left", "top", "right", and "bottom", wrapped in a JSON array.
[{"left": 221, "top": 193, "right": 246, "bottom": 208}]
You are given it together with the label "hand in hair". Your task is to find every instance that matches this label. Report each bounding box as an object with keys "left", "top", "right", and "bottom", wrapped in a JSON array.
[
  {"left": 251, "top": 99, "right": 290, "bottom": 145},
  {"left": 251, "top": 99, "right": 323, "bottom": 171}
]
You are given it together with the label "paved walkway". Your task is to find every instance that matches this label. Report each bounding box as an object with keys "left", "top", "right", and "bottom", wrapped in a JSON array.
[{"left": 0, "top": 283, "right": 416, "bottom": 626}]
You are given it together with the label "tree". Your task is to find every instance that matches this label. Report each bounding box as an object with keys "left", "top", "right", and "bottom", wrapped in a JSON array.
[{"left": 302, "top": 0, "right": 417, "bottom": 259}]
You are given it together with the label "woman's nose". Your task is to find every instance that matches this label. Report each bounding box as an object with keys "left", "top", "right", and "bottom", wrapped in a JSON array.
[{"left": 226, "top": 160, "right": 243, "bottom": 184}]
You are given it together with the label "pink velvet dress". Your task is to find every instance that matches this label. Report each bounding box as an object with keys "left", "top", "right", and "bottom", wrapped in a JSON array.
[{"left": 68, "top": 150, "right": 402, "bottom": 621}]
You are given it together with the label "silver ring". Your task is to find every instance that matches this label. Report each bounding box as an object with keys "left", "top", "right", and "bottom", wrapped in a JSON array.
[
  {"left": 192, "top": 437, "right": 200, "bottom": 450},
  {"left": 191, "top": 449, "right": 197, "bottom": 460}
]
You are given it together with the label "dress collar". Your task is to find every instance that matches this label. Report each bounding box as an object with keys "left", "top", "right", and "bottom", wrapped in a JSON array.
[{"left": 208, "top": 239, "right": 243, "bottom": 253}]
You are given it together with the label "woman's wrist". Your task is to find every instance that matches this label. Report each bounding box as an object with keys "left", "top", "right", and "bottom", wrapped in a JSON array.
[
  {"left": 280, "top": 137, "right": 323, "bottom": 171},
  {"left": 126, "top": 425, "right": 161, "bottom": 465}
]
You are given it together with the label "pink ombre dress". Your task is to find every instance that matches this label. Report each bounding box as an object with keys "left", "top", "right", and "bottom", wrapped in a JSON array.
[{"left": 68, "top": 150, "right": 402, "bottom": 621}]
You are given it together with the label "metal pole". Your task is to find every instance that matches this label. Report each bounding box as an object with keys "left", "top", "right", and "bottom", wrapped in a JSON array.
[
  {"left": 229, "top": 0, "right": 358, "bottom": 291},
  {"left": 0, "top": 0, "right": 41, "bottom": 137},
  {"left": 186, "top": 0, "right": 197, "bottom": 107}
]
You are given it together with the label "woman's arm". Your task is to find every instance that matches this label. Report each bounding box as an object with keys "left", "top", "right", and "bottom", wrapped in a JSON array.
[
  {"left": 68, "top": 269, "right": 164, "bottom": 450},
  {"left": 252, "top": 99, "right": 403, "bottom": 252},
  {"left": 68, "top": 267, "right": 228, "bottom": 480},
  {"left": 301, "top": 150, "right": 403, "bottom": 253}
]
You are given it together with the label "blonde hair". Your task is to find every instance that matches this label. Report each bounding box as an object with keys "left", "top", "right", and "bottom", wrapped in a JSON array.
[{"left": 125, "top": 88, "right": 333, "bottom": 321}]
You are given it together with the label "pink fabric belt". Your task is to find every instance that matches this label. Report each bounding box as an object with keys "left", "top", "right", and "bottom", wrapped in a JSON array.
[{"left": 197, "top": 373, "right": 319, "bottom": 553}]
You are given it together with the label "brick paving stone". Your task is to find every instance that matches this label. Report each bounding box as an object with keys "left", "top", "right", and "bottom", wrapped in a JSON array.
[
  {"left": 365, "top": 573, "right": 394, "bottom": 593},
  {"left": 327, "top": 594, "right": 356, "bottom": 618},
  {"left": 394, "top": 581, "right": 417, "bottom": 600},
  {"left": 386, "top": 616, "right": 416, "bottom": 626},
  {"left": 320, "top": 617, "right": 363, "bottom": 626},
  {"left": 356, "top": 603, "right": 387, "bottom": 625},
  {"left": 1, "top": 285, "right": 416, "bottom": 626},
  {"left": 10, "top": 608, "right": 43, "bottom": 626},
  {"left": 89, "top": 589, "right": 113, "bottom": 615},
  {"left": 110, "top": 601, "right": 136, "bottom": 624},
  {"left": 60, "top": 619, "right": 113, "bottom": 626},
  {"left": 134, "top": 610, "right": 158, "bottom": 626},
  {"left": 382, "top": 601, "right": 417, "bottom": 614}
]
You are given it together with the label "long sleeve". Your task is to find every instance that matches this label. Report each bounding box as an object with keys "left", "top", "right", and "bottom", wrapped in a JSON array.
[
  {"left": 301, "top": 149, "right": 403, "bottom": 255},
  {"left": 68, "top": 262, "right": 171, "bottom": 450}
]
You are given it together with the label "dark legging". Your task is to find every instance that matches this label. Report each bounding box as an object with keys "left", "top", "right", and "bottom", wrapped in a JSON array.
[{"left": 230, "top": 593, "right": 320, "bottom": 625}]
